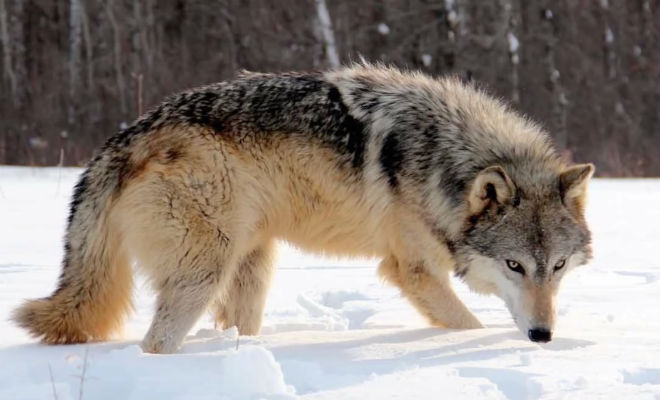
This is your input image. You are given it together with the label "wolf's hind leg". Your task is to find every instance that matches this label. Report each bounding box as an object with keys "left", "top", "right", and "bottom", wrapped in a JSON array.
[
  {"left": 214, "top": 240, "right": 276, "bottom": 335},
  {"left": 141, "top": 245, "right": 235, "bottom": 354},
  {"left": 379, "top": 255, "right": 483, "bottom": 329},
  {"left": 143, "top": 273, "right": 219, "bottom": 354},
  {"left": 134, "top": 218, "right": 238, "bottom": 353}
]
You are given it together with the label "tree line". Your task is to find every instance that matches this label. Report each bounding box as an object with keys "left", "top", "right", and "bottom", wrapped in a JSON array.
[{"left": 0, "top": 0, "right": 658, "bottom": 176}]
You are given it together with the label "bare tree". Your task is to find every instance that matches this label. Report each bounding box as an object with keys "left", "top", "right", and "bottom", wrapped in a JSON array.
[
  {"left": 315, "top": 0, "right": 340, "bottom": 67},
  {"left": 0, "top": 1, "right": 657, "bottom": 175},
  {"left": 539, "top": 3, "right": 568, "bottom": 151},
  {"left": 10, "top": 0, "right": 25, "bottom": 107},
  {"left": 0, "top": 0, "right": 16, "bottom": 103},
  {"left": 105, "top": 0, "right": 126, "bottom": 116},
  {"left": 68, "top": 0, "right": 82, "bottom": 125}
]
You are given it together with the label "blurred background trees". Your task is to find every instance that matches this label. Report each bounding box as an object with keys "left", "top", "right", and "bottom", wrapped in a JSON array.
[{"left": 0, "top": 0, "right": 657, "bottom": 175}]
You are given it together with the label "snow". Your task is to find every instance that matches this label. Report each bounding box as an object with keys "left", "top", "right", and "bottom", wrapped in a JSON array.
[
  {"left": 1, "top": 344, "right": 294, "bottom": 400},
  {"left": 377, "top": 23, "right": 390, "bottom": 36},
  {"left": 507, "top": 32, "right": 520, "bottom": 65},
  {"left": 446, "top": 10, "right": 458, "bottom": 26},
  {"left": 1, "top": 167, "right": 659, "bottom": 399},
  {"left": 507, "top": 32, "right": 519, "bottom": 54},
  {"left": 444, "top": 0, "right": 458, "bottom": 24},
  {"left": 615, "top": 102, "right": 625, "bottom": 115},
  {"left": 421, "top": 54, "right": 432, "bottom": 67},
  {"left": 551, "top": 69, "right": 560, "bottom": 82},
  {"left": 605, "top": 27, "right": 615, "bottom": 44}
]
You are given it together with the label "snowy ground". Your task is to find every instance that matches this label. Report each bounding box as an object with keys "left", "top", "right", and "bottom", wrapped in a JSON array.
[{"left": 0, "top": 167, "right": 658, "bottom": 400}]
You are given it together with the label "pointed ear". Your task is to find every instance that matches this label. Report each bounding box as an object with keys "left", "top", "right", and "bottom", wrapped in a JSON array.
[
  {"left": 560, "top": 163, "right": 595, "bottom": 216},
  {"left": 468, "top": 165, "right": 516, "bottom": 215}
]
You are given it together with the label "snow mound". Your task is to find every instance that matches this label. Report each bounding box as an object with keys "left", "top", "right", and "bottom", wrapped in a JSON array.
[{"left": 0, "top": 338, "right": 295, "bottom": 400}]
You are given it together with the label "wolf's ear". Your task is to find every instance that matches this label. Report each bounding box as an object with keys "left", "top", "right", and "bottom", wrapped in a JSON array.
[
  {"left": 560, "top": 163, "right": 595, "bottom": 216},
  {"left": 468, "top": 165, "right": 516, "bottom": 215}
]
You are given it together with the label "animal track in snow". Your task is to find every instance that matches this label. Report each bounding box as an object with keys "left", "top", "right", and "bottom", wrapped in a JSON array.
[
  {"left": 621, "top": 368, "right": 660, "bottom": 386},
  {"left": 459, "top": 367, "right": 543, "bottom": 399}
]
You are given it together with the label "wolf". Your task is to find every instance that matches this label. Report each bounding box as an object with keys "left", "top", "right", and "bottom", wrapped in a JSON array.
[{"left": 13, "top": 64, "right": 594, "bottom": 353}]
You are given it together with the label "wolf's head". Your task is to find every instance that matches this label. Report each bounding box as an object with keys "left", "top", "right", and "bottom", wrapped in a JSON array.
[{"left": 453, "top": 163, "right": 594, "bottom": 342}]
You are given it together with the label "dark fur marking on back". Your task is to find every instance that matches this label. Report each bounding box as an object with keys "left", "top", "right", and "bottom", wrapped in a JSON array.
[
  {"left": 156, "top": 74, "right": 368, "bottom": 170},
  {"left": 380, "top": 134, "right": 404, "bottom": 188},
  {"left": 321, "top": 85, "right": 366, "bottom": 168},
  {"left": 327, "top": 86, "right": 342, "bottom": 103}
]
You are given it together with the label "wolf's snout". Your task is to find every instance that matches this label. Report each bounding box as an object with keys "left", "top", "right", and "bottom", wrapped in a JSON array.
[{"left": 528, "top": 328, "right": 552, "bottom": 343}]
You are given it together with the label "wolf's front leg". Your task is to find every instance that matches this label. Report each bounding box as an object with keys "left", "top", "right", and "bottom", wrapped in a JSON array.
[{"left": 379, "top": 255, "right": 483, "bottom": 329}]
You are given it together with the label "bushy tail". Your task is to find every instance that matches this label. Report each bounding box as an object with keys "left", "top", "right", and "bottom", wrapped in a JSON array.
[{"left": 12, "top": 148, "right": 134, "bottom": 344}]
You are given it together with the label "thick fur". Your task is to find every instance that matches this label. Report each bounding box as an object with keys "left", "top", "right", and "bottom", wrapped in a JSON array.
[{"left": 13, "top": 64, "right": 594, "bottom": 352}]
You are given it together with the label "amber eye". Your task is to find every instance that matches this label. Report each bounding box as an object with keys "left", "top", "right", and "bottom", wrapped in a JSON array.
[
  {"left": 554, "top": 259, "right": 566, "bottom": 271},
  {"left": 506, "top": 260, "right": 526, "bottom": 275}
]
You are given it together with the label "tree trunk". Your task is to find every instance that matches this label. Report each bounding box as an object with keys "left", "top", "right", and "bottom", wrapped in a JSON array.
[
  {"left": 105, "top": 0, "right": 126, "bottom": 116},
  {"left": 68, "top": 0, "right": 82, "bottom": 125},
  {"left": 10, "top": 0, "right": 25, "bottom": 107},
  {"left": 314, "top": 0, "right": 340, "bottom": 67},
  {"left": 0, "top": 0, "right": 16, "bottom": 102}
]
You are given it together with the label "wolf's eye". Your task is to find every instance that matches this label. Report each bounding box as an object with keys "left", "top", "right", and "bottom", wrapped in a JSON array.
[
  {"left": 506, "top": 260, "right": 525, "bottom": 275},
  {"left": 554, "top": 259, "right": 566, "bottom": 271}
]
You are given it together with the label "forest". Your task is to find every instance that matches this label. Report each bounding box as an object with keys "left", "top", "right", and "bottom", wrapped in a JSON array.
[{"left": 0, "top": 0, "right": 658, "bottom": 175}]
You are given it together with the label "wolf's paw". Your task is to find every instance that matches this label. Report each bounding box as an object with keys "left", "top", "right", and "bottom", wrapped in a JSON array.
[
  {"left": 451, "top": 319, "right": 484, "bottom": 330},
  {"left": 141, "top": 335, "right": 180, "bottom": 354},
  {"left": 433, "top": 314, "right": 483, "bottom": 330},
  {"left": 463, "top": 319, "right": 485, "bottom": 329}
]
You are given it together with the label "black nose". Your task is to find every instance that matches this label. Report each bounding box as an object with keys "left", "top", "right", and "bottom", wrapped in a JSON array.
[{"left": 528, "top": 328, "right": 552, "bottom": 342}]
